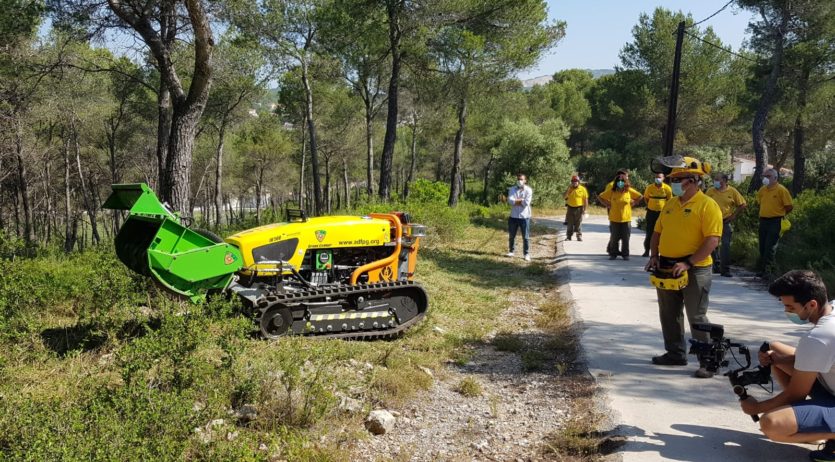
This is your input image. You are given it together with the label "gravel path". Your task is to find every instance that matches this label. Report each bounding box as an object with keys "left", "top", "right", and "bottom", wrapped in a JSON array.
[{"left": 353, "top": 230, "right": 581, "bottom": 461}]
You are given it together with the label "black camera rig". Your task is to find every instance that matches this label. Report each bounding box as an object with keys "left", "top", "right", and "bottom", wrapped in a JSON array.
[{"left": 688, "top": 322, "right": 773, "bottom": 422}]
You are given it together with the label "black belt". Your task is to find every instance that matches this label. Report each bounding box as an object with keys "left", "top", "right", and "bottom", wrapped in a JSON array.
[
  {"left": 567, "top": 205, "right": 584, "bottom": 209},
  {"left": 760, "top": 216, "right": 782, "bottom": 221},
  {"left": 659, "top": 255, "right": 692, "bottom": 269}
]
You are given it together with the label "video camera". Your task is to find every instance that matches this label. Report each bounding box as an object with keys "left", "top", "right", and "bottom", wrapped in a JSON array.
[{"left": 688, "top": 322, "right": 772, "bottom": 422}]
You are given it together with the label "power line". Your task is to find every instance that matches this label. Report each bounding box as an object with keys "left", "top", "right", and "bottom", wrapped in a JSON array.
[
  {"left": 683, "top": 30, "right": 759, "bottom": 63},
  {"left": 690, "top": 0, "right": 735, "bottom": 28}
]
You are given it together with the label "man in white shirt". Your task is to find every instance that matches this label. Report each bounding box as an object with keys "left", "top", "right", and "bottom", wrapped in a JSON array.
[
  {"left": 507, "top": 173, "right": 533, "bottom": 262},
  {"left": 740, "top": 270, "right": 835, "bottom": 461}
]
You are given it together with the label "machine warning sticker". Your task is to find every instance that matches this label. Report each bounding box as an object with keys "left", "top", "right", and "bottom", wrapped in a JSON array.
[
  {"left": 315, "top": 230, "right": 327, "bottom": 242},
  {"left": 224, "top": 252, "right": 237, "bottom": 265}
]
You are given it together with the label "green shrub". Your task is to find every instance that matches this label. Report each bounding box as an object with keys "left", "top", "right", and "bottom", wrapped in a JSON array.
[
  {"left": 455, "top": 377, "right": 483, "bottom": 397},
  {"left": 407, "top": 179, "right": 450, "bottom": 204},
  {"left": 731, "top": 187, "right": 835, "bottom": 290},
  {"left": 0, "top": 249, "right": 145, "bottom": 343}
]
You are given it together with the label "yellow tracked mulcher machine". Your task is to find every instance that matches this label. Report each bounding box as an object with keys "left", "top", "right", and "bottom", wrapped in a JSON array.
[{"left": 103, "top": 183, "right": 428, "bottom": 339}]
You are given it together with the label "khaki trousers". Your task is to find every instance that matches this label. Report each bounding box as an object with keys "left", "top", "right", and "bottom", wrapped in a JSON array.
[{"left": 656, "top": 265, "right": 712, "bottom": 360}]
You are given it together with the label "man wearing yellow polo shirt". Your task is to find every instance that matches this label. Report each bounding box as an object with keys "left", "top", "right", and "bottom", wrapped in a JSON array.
[
  {"left": 642, "top": 173, "right": 673, "bottom": 257},
  {"left": 707, "top": 173, "right": 747, "bottom": 277},
  {"left": 645, "top": 156, "right": 722, "bottom": 378},
  {"left": 757, "top": 168, "right": 793, "bottom": 273},
  {"left": 563, "top": 175, "right": 588, "bottom": 241}
]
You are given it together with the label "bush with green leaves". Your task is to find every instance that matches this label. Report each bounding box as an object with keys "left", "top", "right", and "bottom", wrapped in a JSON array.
[
  {"left": 488, "top": 118, "right": 573, "bottom": 206},
  {"left": 0, "top": 249, "right": 145, "bottom": 343},
  {"left": 730, "top": 187, "right": 835, "bottom": 290},
  {"left": 407, "top": 179, "right": 451, "bottom": 204}
]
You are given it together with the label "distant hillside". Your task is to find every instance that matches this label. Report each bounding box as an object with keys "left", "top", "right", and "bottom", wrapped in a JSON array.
[{"left": 520, "top": 68, "right": 615, "bottom": 89}]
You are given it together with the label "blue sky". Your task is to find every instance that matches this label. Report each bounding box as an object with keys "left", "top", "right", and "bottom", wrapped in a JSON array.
[{"left": 519, "top": 0, "right": 756, "bottom": 79}]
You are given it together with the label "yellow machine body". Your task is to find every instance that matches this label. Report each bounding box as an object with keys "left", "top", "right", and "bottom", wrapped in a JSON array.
[
  {"left": 227, "top": 216, "right": 389, "bottom": 270},
  {"left": 225, "top": 213, "right": 422, "bottom": 285}
]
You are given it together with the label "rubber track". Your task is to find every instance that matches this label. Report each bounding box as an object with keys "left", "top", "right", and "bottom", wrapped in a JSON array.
[{"left": 255, "top": 280, "right": 428, "bottom": 340}]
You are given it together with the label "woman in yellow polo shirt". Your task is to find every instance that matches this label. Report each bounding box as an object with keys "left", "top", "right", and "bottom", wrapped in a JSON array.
[{"left": 598, "top": 172, "right": 642, "bottom": 260}]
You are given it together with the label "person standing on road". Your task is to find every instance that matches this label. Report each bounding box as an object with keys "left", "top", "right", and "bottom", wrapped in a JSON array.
[
  {"left": 706, "top": 173, "right": 747, "bottom": 277},
  {"left": 645, "top": 156, "right": 722, "bottom": 378},
  {"left": 739, "top": 270, "right": 835, "bottom": 461},
  {"left": 507, "top": 173, "right": 533, "bottom": 262},
  {"left": 598, "top": 172, "right": 642, "bottom": 260},
  {"left": 642, "top": 173, "right": 672, "bottom": 257},
  {"left": 563, "top": 175, "right": 588, "bottom": 241},
  {"left": 757, "top": 168, "right": 793, "bottom": 273}
]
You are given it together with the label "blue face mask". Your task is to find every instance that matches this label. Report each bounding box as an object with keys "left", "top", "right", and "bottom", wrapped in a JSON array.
[
  {"left": 671, "top": 182, "right": 684, "bottom": 196},
  {"left": 655, "top": 178, "right": 662, "bottom": 185},
  {"left": 786, "top": 311, "right": 808, "bottom": 325},
  {"left": 616, "top": 180, "right": 625, "bottom": 189},
  {"left": 714, "top": 181, "right": 722, "bottom": 189}
]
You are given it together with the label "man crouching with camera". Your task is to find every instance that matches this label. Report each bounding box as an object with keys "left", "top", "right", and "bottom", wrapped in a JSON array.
[{"left": 740, "top": 270, "right": 835, "bottom": 461}]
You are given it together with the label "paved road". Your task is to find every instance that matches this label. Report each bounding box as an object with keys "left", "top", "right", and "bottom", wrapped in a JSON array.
[{"left": 547, "top": 214, "right": 811, "bottom": 462}]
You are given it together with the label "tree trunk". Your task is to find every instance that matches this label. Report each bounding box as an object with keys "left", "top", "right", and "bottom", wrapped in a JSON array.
[
  {"left": 448, "top": 97, "right": 467, "bottom": 207},
  {"left": 44, "top": 154, "right": 53, "bottom": 244},
  {"left": 12, "top": 182, "right": 20, "bottom": 238},
  {"left": 324, "top": 156, "right": 332, "bottom": 213},
  {"left": 749, "top": 10, "right": 789, "bottom": 193},
  {"left": 791, "top": 65, "right": 809, "bottom": 196},
  {"left": 301, "top": 60, "right": 322, "bottom": 216},
  {"left": 14, "top": 118, "right": 35, "bottom": 246},
  {"left": 366, "top": 108, "right": 374, "bottom": 196},
  {"left": 163, "top": 107, "right": 202, "bottom": 214},
  {"left": 63, "top": 137, "right": 75, "bottom": 252},
  {"left": 299, "top": 114, "right": 307, "bottom": 209},
  {"left": 156, "top": 80, "right": 171, "bottom": 192},
  {"left": 481, "top": 152, "right": 494, "bottom": 205},
  {"left": 214, "top": 118, "right": 227, "bottom": 227},
  {"left": 379, "top": 0, "right": 403, "bottom": 200},
  {"left": 403, "top": 113, "right": 418, "bottom": 200},
  {"left": 343, "top": 157, "right": 350, "bottom": 210},
  {"left": 73, "top": 122, "right": 100, "bottom": 245},
  {"left": 256, "top": 166, "right": 264, "bottom": 225}
]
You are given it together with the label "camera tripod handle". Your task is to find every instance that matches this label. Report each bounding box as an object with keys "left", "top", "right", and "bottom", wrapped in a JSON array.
[{"left": 733, "top": 385, "right": 760, "bottom": 422}]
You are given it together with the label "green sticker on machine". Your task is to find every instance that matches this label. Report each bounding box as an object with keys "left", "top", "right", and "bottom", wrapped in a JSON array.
[{"left": 316, "top": 250, "right": 333, "bottom": 270}]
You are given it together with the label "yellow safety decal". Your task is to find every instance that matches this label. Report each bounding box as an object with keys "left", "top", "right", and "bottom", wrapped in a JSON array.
[{"left": 309, "top": 311, "right": 389, "bottom": 321}]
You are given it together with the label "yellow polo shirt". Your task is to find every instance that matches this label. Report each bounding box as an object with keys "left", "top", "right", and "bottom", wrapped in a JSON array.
[
  {"left": 757, "top": 184, "right": 793, "bottom": 218},
  {"left": 643, "top": 183, "right": 673, "bottom": 212},
  {"left": 654, "top": 190, "right": 723, "bottom": 267},
  {"left": 565, "top": 185, "right": 588, "bottom": 207},
  {"left": 707, "top": 186, "right": 746, "bottom": 219},
  {"left": 599, "top": 187, "right": 642, "bottom": 223}
]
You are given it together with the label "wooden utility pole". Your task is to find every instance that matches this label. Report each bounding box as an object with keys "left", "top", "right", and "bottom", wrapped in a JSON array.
[{"left": 662, "top": 21, "right": 685, "bottom": 157}]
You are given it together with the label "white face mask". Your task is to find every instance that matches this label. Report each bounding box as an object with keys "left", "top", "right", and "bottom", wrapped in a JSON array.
[
  {"left": 655, "top": 178, "right": 662, "bottom": 185},
  {"left": 762, "top": 177, "right": 771, "bottom": 186},
  {"left": 517, "top": 180, "right": 525, "bottom": 188}
]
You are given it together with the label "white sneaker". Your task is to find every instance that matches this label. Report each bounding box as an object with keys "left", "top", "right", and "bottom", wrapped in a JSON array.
[
  {"left": 524, "top": 254, "right": 531, "bottom": 262},
  {"left": 506, "top": 252, "right": 515, "bottom": 257}
]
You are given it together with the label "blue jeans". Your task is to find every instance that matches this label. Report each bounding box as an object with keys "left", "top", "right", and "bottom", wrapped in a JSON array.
[{"left": 508, "top": 217, "right": 530, "bottom": 255}]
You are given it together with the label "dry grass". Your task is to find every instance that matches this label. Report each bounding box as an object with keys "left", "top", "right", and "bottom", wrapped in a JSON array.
[{"left": 455, "top": 377, "right": 483, "bottom": 397}]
